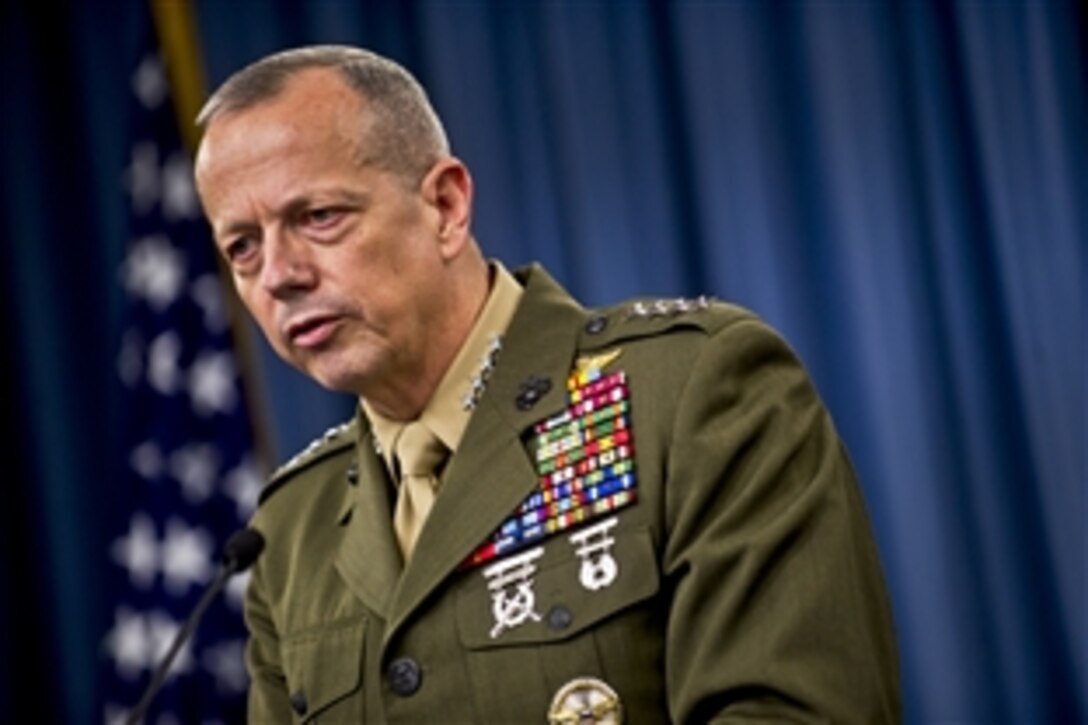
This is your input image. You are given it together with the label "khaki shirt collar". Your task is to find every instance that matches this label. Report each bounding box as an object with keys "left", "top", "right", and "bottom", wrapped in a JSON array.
[{"left": 364, "top": 261, "right": 523, "bottom": 474}]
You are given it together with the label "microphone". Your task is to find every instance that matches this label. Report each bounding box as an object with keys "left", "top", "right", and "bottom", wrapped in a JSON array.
[
  {"left": 222, "top": 527, "right": 265, "bottom": 573},
  {"left": 125, "top": 528, "right": 265, "bottom": 725}
]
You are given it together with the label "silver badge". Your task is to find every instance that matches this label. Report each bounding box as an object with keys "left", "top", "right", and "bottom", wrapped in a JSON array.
[
  {"left": 463, "top": 335, "right": 504, "bottom": 411},
  {"left": 569, "top": 517, "right": 619, "bottom": 591},
  {"left": 482, "top": 546, "right": 544, "bottom": 639}
]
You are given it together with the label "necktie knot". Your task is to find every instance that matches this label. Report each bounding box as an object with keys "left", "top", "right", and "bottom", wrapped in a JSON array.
[{"left": 395, "top": 421, "right": 447, "bottom": 478}]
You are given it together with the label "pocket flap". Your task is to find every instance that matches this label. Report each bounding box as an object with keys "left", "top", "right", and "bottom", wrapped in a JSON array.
[
  {"left": 281, "top": 619, "right": 365, "bottom": 719},
  {"left": 457, "top": 523, "right": 658, "bottom": 649}
]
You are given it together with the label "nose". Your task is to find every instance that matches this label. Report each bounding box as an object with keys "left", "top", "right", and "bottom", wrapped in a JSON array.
[{"left": 260, "top": 231, "right": 317, "bottom": 298}]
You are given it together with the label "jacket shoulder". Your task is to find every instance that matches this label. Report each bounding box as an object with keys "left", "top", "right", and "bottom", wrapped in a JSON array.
[
  {"left": 578, "top": 295, "right": 760, "bottom": 349},
  {"left": 259, "top": 417, "right": 357, "bottom": 507}
]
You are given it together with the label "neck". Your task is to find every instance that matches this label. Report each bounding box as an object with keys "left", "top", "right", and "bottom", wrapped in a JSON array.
[{"left": 362, "top": 255, "right": 491, "bottom": 421}]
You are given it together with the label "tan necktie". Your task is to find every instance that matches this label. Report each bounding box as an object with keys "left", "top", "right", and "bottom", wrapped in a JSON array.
[{"left": 392, "top": 421, "right": 448, "bottom": 562}]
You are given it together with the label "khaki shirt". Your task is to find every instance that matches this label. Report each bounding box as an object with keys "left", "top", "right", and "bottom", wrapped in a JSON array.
[{"left": 245, "top": 264, "right": 901, "bottom": 723}]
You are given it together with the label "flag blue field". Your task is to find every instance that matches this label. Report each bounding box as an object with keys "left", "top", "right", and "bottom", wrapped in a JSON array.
[{"left": 100, "top": 15, "right": 261, "bottom": 724}]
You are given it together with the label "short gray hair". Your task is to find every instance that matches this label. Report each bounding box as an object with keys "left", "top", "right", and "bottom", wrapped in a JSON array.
[{"left": 197, "top": 45, "right": 450, "bottom": 183}]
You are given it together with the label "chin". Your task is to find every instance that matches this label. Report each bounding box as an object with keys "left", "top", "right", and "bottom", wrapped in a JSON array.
[
  {"left": 297, "top": 344, "right": 389, "bottom": 397},
  {"left": 303, "top": 362, "right": 373, "bottom": 397},
  {"left": 310, "top": 371, "right": 364, "bottom": 395}
]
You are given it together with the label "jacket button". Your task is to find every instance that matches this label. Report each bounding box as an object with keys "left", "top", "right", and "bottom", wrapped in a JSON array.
[
  {"left": 290, "top": 690, "right": 308, "bottom": 715},
  {"left": 584, "top": 315, "right": 608, "bottom": 335},
  {"left": 388, "top": 657, "right": 422, "bottom": 696},
  {"left": 346, "top": 464, "right": 359, "bottom": 485},
  {"left": 547, "top": 604, "right": 573, "bottom": 631}
]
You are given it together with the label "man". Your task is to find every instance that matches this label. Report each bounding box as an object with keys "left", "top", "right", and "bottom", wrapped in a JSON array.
[{"left": 195, "top": 45, "right": 899, "bottom": 723}]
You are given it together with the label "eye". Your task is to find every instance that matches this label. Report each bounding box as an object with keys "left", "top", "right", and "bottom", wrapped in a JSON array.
[
  {"left": 302, "top": 206, "right": 344, "bottom": 229},
  {"left": 223, "top": 235, "right": 259, "bottom": 270}
]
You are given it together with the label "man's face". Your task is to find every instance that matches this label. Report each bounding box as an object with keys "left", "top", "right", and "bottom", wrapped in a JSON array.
[{"left": 195, "top": 69, "right": 452, "bottom": 398}]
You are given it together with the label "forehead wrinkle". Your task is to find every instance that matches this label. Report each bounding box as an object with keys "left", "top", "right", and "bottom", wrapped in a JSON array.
[
  {"left": 281, "top": 187, "right": 370, "bottom": 218},
  {"left": 197, "top": 71, "right": 382, "bottom": 238},
  {"left": 200, "top": 79, "right": 360, "bottom": 177},
  {"left": 211, "top": 182, "right": 373, "bottom": 240}
]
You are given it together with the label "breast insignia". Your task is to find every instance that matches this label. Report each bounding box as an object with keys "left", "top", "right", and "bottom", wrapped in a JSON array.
[
  {"left": 482, "top": 546, "right": 545, "bottom": 639},
  {"left": 574, "top": 348, "right": 622, "bottom": 377},
  {"left": 568, "top": 517, "right": 619, "bottom": 591},
  {"left": 548, "top": 677, "right": 623, "bottom": 725},
  {"left": 462, "top": 362, "right": 638, "bottom": 569}
]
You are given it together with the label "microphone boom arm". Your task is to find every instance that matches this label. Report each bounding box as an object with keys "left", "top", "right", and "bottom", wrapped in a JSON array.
[{"left": 124, "top": 528, "right": 264, "bottom": 724}]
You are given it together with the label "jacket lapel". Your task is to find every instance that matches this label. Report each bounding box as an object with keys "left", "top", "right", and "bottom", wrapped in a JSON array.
[
  {"left": 383, "top": 266, "right": 586, "bottom": 647},
  {"left": 334, "top": 419, "right": 402, "bottom": 619}
]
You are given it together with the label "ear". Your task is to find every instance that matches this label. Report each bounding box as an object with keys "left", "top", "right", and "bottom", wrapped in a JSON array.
[{"left": 421, "top": 158, "right": 474, "bottom": 260}]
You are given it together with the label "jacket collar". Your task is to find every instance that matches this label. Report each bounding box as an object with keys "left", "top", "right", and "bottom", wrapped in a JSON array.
[{"left": 382, "top": 264, "right": 586, "bottom": 645}]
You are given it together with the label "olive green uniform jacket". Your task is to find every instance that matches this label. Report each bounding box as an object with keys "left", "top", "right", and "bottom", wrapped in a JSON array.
[{"left": 245, "top": 265, "right": 900, "bottom": 723}]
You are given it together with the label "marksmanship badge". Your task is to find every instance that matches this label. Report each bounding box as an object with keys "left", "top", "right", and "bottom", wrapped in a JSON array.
[
  {"left": 482, "top": 546, "right": 545, "bottom": 639},
  {"left": 569, "top": 517, "right": 619, "bottom": 591}
]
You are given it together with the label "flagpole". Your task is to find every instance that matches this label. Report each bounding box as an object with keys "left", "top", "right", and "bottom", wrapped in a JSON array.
[{"left": 149, "top": 0, "right": 206, "bottom": 153}]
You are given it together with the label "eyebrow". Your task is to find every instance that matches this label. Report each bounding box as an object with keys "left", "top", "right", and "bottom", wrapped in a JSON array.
[
  {"left": 288, "top": 189, "right": 370, "bottom": 213},
  {"left": 213, "top": 188, "right": 370, "bottom": 241}
]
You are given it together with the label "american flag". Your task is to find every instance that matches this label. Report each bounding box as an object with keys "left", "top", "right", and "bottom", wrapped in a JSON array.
[{"left": 100, "top": 14, "right": 262, "bottom": 724}]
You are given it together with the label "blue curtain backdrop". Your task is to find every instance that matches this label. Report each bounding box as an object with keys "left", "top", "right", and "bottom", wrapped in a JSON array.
[{"left": 0, "top": 1, "right": 1083, "bottom": 723}]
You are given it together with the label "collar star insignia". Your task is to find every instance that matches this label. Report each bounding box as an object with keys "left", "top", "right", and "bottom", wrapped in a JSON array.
[{"left": 463, "top": 335, "right": 504, "bottom": 412}]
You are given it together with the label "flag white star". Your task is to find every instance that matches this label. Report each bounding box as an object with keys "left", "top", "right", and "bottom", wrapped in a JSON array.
[
  {"left": 132, "top": 54, "right": 166, "bottom": 109},
  {"left": 103, "top": 703, "right": 128, "bottom": 725},
  {"left": 225, "top": 570, "right": 251, "bottom": 612},
  {"left": 111, "top": 513, "right": 159, "bottom": 589},
  {"left": 169, "top": 444, "right": 220, "bottom": 503},
  {"left": 189, "top": 351, "right": 237, "bottom": 416},
  {"left": 161, "top": 519, "right": 214, "bottom": 595},
  {"left": 162, "top": 151, "right": 200, "bottom": 221},
  {"left": 147, "top": 609, "right": 194, "bottom": 678},
  {"left": 148, "top": 331, "right": 183, "bottom": 395},
  {"left": 126, "top": 141, "right": 160, "bottom": 214},
  {"left": 224, "top": 457, "right": 262, "bottom": 519},
  {"left": 122, "top": 235, "right": 186, "bottom": 311},
  {"left": 203, "top": 639, "right": 249, "bottom": 693},
  {"left": 105, "top": 606, "right": 153, "bottom": 680},
  {"left": 191, "top": 275, "right": 230, "bottom": 334},
  {"left": 129, "top": 441, "right": 165, "bottom": 481}
]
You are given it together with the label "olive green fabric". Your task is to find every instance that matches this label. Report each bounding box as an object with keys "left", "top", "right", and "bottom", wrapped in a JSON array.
[{"left": 244, "top": 264, "right": 900, "bottom": 723}]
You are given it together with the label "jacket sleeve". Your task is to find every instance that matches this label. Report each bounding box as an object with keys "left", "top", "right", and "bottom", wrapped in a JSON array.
[
  {"left": 662, "top": 316, "right": 900, "bottom": 723},
  {"left": 244, "top": 558, "right": 295, "bottom": 724}
]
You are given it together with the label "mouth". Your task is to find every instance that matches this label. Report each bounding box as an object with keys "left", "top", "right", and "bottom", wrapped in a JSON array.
[{"left": 285, "top": 313, "right": 343, "bottom": 349}]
